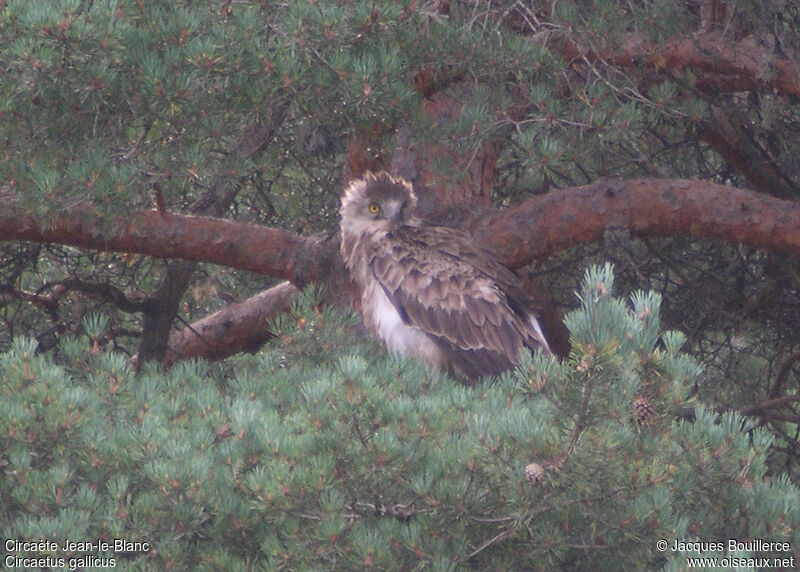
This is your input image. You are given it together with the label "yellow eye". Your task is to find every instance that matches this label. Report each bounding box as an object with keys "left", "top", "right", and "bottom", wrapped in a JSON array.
[{"left": 368, "top": 204, "right": 380, "bottom": 213}]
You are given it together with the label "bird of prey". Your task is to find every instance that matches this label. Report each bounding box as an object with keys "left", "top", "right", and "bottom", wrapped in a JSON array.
[{"left": 339, "top": 171, "right": 551, "bottom": 380}]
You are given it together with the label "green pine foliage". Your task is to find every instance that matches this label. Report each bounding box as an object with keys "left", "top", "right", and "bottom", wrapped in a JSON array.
[
  {"left": 0, "top": 0, "right": 424, "bottom": 222},
  {"left": 1, "top": 269, "right": 797, "bottom": 569},
  {"left": 0, "top": 0, "right": 712, "bottom": 220}
]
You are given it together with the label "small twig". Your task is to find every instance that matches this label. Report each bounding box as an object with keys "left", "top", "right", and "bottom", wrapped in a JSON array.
[
  {"left": 468, "top": 515, "right": 516, "bottom": 523},
  {"left": 1, "top": 286, "right": 60, "bottom": 320},
  {"left": 46, "top": 278, "right": 157, "bottom": 313},
  {"left": 467, "top": 529, "right": 514, "bottom": 560}
]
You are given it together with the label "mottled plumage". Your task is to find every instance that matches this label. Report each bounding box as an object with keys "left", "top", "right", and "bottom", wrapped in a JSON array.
[{"left": 339, "top": 171, "right": 550, "bottom": 380}]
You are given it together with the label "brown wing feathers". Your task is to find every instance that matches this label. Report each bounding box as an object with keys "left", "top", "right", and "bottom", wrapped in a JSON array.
[
  {"left": 340, "top": 171, "right": 550, "bottom": 379},
  {"left": 367, "top": 226, "right": 545, "bottom": 377}
]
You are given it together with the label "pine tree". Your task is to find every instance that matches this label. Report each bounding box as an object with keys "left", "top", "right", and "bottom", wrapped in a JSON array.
[
  {"left": 2, "top": 269, "right": 797, "bottom": 569},
  {"left": 3, "top": 0, "right": 800, "bottom": 484}
]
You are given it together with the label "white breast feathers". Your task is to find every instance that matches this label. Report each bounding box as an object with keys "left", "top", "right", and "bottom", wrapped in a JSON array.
[{"left": 364, "top": 279, "right": 444, "bottom": 369}]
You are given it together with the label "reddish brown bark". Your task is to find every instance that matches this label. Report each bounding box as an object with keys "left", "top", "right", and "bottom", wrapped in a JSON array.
[
  {"left": 415, "top": 93, "right": 500, "bottom": 210},
  {"left": 4, "top": 179, "right": 800, "bottom": 286},
  {"left": 471, "top": 178, "right": 800, "bottom": 268},
  {"left": 154, "top": 180, "right": 800, "bottom": 364},
  {"left": 536, "top": 29, "right": 800, "bottom": 215},
  {"left": 5, "top": 179, "right": 800, "bottom": 364},
  {"left": 554, "top": 32, "right": 800, "bottom": 98},
  {"left": 697, "top": 106, "right": 796, "bottom": 200},
  {"left": 0, "top": 198, "right": 309, "bottom": 284},
  {"left": 163, "top": 281, "right": 297, "bottom": 367}
]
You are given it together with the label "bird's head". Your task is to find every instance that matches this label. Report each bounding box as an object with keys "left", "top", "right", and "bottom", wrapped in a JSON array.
[{"left": 340, "top": 171, "right": 418, "bottom": 234}]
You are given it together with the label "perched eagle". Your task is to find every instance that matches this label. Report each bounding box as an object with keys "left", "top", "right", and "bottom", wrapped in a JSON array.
[{"left": 339, "top": 171, "right": 551, "bottom": 380}]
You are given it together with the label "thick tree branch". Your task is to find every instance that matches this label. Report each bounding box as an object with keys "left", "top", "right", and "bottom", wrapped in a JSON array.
[
  {"left": 471, "top": 178, "right": 800, "bottom": 268},
  {"left": 4, "top": 179, "right": 800, "bottom": 364},
  {"left": 0, "top": 196, "right": 311, "bottom": 285},
  {"left": 168, "top": 179, "right": 800, "bottom": 364},
  {"left": 697, "top": 106, "right": 797, "bottom": 200},
  {"left": 553, "top": 32, "right": 800, "bottom": 98},
  {"left": 545, "top": 30, "right": 800, "bottom": 202},
  {"left": 4, "top": 179, "right": 800, "bottom": 284},
  {"left": 133, "top": 92, "right": 291, "bottom": 365},
  {"left": 163, "top": 281, "right": 297, "bottom": 367}
]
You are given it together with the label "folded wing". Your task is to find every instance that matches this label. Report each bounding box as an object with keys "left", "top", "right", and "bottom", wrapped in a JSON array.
[{"left": 367, "top": 225, "right": 550, "bottom": 379}]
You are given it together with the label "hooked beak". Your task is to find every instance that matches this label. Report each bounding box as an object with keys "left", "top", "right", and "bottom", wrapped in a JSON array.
[{"left": 383, "top": 199, "right": 404, "bottom": 224}]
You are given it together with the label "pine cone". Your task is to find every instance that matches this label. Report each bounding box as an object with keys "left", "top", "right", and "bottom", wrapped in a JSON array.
[
  {"left": 524, "top": 462, "right": 545, "bottom": 484},
  {"left": 633, "top": 395, "right": 655, "bottom": 424}
]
